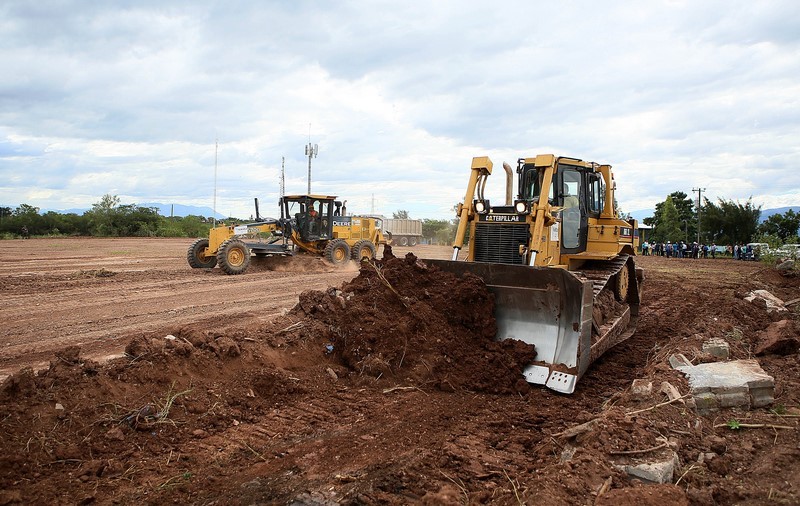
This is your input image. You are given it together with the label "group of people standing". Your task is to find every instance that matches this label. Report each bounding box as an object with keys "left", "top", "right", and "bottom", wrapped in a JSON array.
[{"left": 640, "top": 240, "right": 716, "bottom": 259}]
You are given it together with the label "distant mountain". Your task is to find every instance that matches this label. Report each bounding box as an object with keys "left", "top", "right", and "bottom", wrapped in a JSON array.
[
  {"left": 628, "top": 206, "right": 798, "bottom": 224},
  {"left": 139, "top": 203, "right": 226, "bottom": 219},
  {"left": 38, "top": 203, "right": 226, "bottom": 219},
  {"left": 760, "top": 207, "right": 799, "bottom": 221},
  {"left": 629, "top": 209, "right": 653, "bottom": 222}
]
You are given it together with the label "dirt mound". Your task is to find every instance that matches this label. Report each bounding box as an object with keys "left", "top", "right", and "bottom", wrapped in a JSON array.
[
  {"left": 287, "top": 249, "right": 535, "bottom": 394},
  {"left": 2, "top": 242, "right": 800, "bottom": 505}
]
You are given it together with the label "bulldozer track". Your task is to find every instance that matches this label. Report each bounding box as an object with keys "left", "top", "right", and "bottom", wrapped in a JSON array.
[{"left": 575, "top": 254, "right": 631, "bottom": 297}]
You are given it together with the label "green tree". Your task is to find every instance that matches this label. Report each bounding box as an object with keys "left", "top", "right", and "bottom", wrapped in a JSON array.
[
  {"left": 758, "top": 209, "right": 800, "bottom": 241},
  {"left": 87, "top": 194, "right": 121, "bottom": 235},
  {"left": 392, "top": 210, "right": 410, "bottom": 219},
  {"left": 41, "top": 211, "right": 88, "bottom": 236},
  {"left": 644, "top": 191, "right": 695, "bottom": 243},
  {"left": 421, "top": 218, "right": 452, "bottom": 245},
  {"left": 701, "top": 197, "right": 761, "bottom": 245},
  {"left": 85, "top": 195, "right": 162, "bottom": 236},
  {"left": 658, "top": 196, "right": 683, "bottom": 242},
  {"left": 166, "top": 215, "right": 212, "bottom": 238},
  {"left": 12, "top": 204, "right": 44, "bottom": 235}
]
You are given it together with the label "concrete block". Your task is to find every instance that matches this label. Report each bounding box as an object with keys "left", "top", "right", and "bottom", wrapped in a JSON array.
[
  {"left": 675, "top": 359, "right": 774, "bottom": 414},
  {"left": 668, "top": 353, "right": 693, "bottom": 370},
  {"left": 615, "top": 451, "right": 680, "bottom": 484},
  {"left": 750, "top": 387, "right": 774, "bottom": 408},
  {"left": 702, "top": 338, "right": 730, "bottom": 359},
  {"left": 716, "top": 391, "right": 750, "bottom": 408},
  {"left": 744, "top": 290, "right": 787, "bottom": 313},
  {"left": 631, "top": 379, "right": 653, "bottom": 400},
  {"left": 693, "top": 392, "right": 719, "bottom": 414}
]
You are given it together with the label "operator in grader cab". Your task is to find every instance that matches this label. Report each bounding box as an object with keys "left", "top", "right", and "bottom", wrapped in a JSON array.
[{"left": 308, "top": 200, "right": 319, "bottom": 235}]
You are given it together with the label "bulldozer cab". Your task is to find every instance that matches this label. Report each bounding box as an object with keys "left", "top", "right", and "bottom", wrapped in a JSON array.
[
  {"left": 518, "top": 159, "right": 606, "bottom": 256},
  {"left": 281, "top": 195, "right": 336, "bottom": 242},
  {"left": 442, "top": 155, "right": 639, "bottom": 393}
]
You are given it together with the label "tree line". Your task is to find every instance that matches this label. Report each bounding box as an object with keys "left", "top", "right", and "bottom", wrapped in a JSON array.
[
  {"left": 643, "top": 191, "right": 800, "bottom": 247},
  {"left": 0, "top": 195, "right": 217, "bottom": 239},
  {"left": 5, "top": 192, "right": 797, "bottom": 248}
]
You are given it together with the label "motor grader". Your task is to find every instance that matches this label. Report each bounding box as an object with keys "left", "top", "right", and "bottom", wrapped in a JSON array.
[
  {"left": 425, "top": 155, "right": 642, "bottom": 394},
  {"left": 187, "top": 194, "right": 386, "bottom": 274}
]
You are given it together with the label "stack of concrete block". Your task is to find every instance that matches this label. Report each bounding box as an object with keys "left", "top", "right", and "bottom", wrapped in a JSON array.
[{"left": 671, "top": 358, "right": 774, "bottom": 415}]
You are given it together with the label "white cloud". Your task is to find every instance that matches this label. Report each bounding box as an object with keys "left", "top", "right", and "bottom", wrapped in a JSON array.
[{"left": 1, "top": 0, "right": 799, "bottom": 220}]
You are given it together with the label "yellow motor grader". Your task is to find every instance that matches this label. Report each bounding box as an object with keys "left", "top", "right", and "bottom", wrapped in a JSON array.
[
  {"left": 187, "top": 194, "right": 386, "bottom": 274},
  {"left": 425, "top": 155, "right": 642, "bottom": 394}
]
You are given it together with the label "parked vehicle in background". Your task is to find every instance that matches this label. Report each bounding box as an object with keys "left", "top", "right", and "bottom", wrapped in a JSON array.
[
  {"left": 775, "top": 243, "right": 800, "bottom": 259},
  {"left": 383, "top": 218, "right": 424, "bottom": 246},
  {"left": 744, "top": 242, "right": 770, "bottom": 261}
]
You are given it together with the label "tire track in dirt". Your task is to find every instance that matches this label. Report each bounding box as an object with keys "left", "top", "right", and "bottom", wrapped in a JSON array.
[{"left": 0, "top": 239, "right": 442, "bottom": 379}]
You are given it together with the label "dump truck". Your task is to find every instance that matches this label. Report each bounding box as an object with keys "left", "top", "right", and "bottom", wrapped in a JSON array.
[
  {"left": 187, "top": 194, "right": 386, "bottom": 274},
  {"left": 425, "top": 155, "right": 642, "bottom": 394},
  {"left": 383, "top": 218, "right": 423, "bottom": 246}
]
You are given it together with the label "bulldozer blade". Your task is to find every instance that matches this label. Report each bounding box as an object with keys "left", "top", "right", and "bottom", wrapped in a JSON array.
[{"left": 424, "top": 259, "right": 593, "bottom": 394}]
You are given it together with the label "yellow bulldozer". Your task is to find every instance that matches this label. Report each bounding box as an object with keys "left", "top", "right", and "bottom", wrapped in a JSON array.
[
  {"left": 187, "top": 194, "right": 387, "bottom": 274},
  {"left": 425, "top": 155, "right": 642, "bottom": 394}
]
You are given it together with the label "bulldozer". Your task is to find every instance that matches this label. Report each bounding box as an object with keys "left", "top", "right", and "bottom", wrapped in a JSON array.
[
  {"left": 187, "top": 194, "right": 387, "bottom": 274},
  {"left": 425, "top": 155, "right": 642, "bottom": 394}
]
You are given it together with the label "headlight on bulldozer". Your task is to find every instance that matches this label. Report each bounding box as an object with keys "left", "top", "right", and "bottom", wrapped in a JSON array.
[
  {"left": 474, "top": 199, "right": 490, "bottom": 214},
  {"left": 514, "top": 200, "right": 530, "bottom": 214}
]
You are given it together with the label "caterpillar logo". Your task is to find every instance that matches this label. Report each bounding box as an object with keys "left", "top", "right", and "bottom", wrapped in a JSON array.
[{"left": 481, "top": 214, "right": 523, "bottom": 222}]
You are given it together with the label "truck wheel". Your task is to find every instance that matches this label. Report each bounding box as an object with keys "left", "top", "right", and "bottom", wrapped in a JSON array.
[
  {"left": 398, "top": 236, "right": 409, "bottom": 246},
  {"left": 351, "top": 240, "right": 376, "bottom": 261},
  {"left": 218, "top": 239, "right": 251, "bottom": 275},
  {"left": 408, "top": 237, "right": 417, "bottom": 246},
  {"left": 187, "top": 238, "right": 217, "bottom": 269},
  {"left": 324, "top": 239, "right": 351, "bottom": 266}
]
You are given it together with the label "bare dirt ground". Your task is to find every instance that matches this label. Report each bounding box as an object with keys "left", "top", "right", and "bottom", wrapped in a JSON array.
[{"left": 1, "top": 238, "right": 799, "bottom": 505}]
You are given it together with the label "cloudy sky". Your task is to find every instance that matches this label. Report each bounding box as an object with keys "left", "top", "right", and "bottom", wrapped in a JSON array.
[{"left": 2, "top": 1, "right": 799, "bottom": 220}]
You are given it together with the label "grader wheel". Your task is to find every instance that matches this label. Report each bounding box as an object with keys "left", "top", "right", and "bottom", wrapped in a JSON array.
[
  {"left": 218, "top": 239, "right": 251, "bottom": 275},
  {"left": 187, "top": 238, "right": 217, "bottom": 269},
  {"left": 324, "top": 239, "right": 351, "bottom": 266},
  {"left": 351, "top": 240, "right": 376, "bottom": 261}
]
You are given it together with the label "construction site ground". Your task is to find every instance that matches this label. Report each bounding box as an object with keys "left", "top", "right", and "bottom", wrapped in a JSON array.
[{"left": 1, "top": 237, "right": 799, "bottom": 505}]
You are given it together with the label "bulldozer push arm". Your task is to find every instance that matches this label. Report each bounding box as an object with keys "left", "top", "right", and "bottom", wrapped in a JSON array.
[{"left": 431, "top": 155, "right": 641, "bottom": 394}]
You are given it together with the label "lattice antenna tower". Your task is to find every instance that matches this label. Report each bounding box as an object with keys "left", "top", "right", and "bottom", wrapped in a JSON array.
[{"left": 305, "top": 125, "right": 318, "bottom": 194}]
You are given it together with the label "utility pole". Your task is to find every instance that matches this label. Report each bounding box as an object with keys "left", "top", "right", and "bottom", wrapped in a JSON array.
[
  {"left": 693, "top": 187, "right": 705, "bottom": 243},
  {"left": 213, "top": 139, "right": 218, "bottom": 227},
  {"left": 280, "top": 157, "right": 285, "bottom": 199}
]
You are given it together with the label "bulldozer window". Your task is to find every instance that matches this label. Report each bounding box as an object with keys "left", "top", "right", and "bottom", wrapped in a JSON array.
[
  {"left": 560, "top": 168, "right": 582, "bottom": 249},
  {"left": 561, "top": 170, "right": 580, "bottom": 208},
  {"left": 588, "top": 174, "right": 603, "bottom": 215},
  {"left": 520, "top": 168, "right": 554, "bottom": 202}
]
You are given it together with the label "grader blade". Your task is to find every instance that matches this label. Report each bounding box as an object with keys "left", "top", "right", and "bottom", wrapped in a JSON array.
[{"left": 424, "top": 259, "right": 595, "bottom": 394}]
